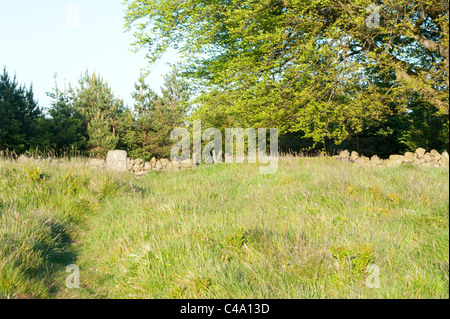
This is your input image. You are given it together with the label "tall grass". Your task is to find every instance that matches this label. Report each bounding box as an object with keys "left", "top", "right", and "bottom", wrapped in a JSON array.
[{"left": 0, "top": 156, "right": 448, "bottom": 298}]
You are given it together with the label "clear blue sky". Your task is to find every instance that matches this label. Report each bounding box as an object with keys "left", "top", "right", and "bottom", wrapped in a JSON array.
[{"left": 0, "top": 0, "right": 178, "bottom": 110}]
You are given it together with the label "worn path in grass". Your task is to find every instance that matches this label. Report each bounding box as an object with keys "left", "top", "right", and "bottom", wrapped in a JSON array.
[{"left": 1, "top": 157, "right": 448, "bottom": 298}]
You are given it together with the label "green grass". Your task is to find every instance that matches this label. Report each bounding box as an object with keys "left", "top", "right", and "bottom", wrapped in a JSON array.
[{"left": 0, "top": 156, "right": 448, "bottom": 298}]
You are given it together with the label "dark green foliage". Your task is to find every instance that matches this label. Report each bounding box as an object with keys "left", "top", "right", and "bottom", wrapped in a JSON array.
[
  {"left": 125, "top": 0, "right": 448, "bottom": 153},
  {"left": 0, "top": 62, "right": 446, "bottom": 158},
  {"left": 398, "top": 101, "right": 449, "bottom": 153},
  {"left": 87, "top": 112, "right": 119, "bottom": 158},
  {"left": 127, "top": 67, "right": 191, "bottom": 160},
  {"left": 116, "top": 108, "right": 139, "bottom": 157},
  {"left": 0, "top": 68, "right": 42, "bottom": 154},
  {"left": 332, "top": 98, "right": 449, "bottom": 158},
  {"left": 38, "top": 75, "right": 88, "bottom": 155},
  {"left": 125, "top": 0, "right": 448, "bottom": 147},
  {"left": 0, "top": 68, "right": 193, "bottom": 159},
  {"left": 71, "top": 71, "right": 125, "bottom": 157}
]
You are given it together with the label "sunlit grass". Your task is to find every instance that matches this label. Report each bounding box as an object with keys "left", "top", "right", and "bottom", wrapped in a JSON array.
[{"left": 0, "top": 156, "right": 448, "bottom": 298}]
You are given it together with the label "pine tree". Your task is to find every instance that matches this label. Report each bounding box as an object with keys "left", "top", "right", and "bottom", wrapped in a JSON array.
[
  {"left": 130, "top": 67, "right": 191, "bottom": 159},
  {"left": 0, "top": 68, "right": 41, "bottom": 154},
  {"left": 129, "top": 72, "right": 159, "bottom": 159},
  {"left": 87, "top": 112, "right": 119, "bottom": 158},
  {"left": 116, "top": 108, "right": 139, "bottom": 157},
  {"left": 41, "top": 74, "right": 88, "bottom": 154},
  {"left": 71, "top": 71, "right": 124, "bottom": 156}
]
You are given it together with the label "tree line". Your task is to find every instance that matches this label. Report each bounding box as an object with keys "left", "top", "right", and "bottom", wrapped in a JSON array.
[
  {"left": 0, "top": 67, "right": 190, "bottom": 160},
  {"left": 1, "top": 0, "right": 448, "bottom": 159},
  {"left": 124, "top": 0, "right": 448, "bottom": 157}
]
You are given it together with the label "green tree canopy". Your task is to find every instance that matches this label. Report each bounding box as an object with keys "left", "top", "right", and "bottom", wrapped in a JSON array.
[
  {"left": 71, "top": 71, "right": 124, "bottom": 156},
  {"left": 39, "top": 74, "right": 88, "bottom": 154},
  {"left": 129, "top": 67, "right": 192, "bottom": 159},
  {"left": 0, "top": 68, "right": 41, "bottom": 154},
  {"left": 124, "top": 0, "right": 449, "bottom": 147}
]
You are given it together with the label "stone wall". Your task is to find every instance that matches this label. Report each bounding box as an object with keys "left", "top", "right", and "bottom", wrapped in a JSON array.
[
  {"left": 3, "top": 148, "right": 448, "bottom": 177},
  {"left": 126, "top": 156, "right": 196, "bottom": 176},
  {"left": 0, "top": 150, "right": 197, "bottom": 177},
  {"left": 89, "top": 150, "right": 197, "bottom": 177},
  {"left": 334, "top": 147, "right": 449, "bottom": 168}
]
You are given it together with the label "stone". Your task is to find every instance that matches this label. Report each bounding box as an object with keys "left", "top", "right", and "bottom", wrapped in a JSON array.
[
  {"left": 350, "top": 151, "right": 358, "bottom": 160},
  {"left": 415, "top": 147, "right": 426, "bottom": 158},
  {"left": 338, "top": 150, "right": 350, "bottom": 159},
  {"left": 144, "top": 162, "right": 151, "bottom": 171},
  {"left": 172, "top": 161, "right": 180, "bottom": 170},
  {"left": 423, "top": 153, "right": 432, "bottom": 162},
  {"left": 89, "top": 158, "right": 105, "bottom": 168},
  {"left": 134, "top": 163, "right": 144, "bottom": 172},
  {"left": 404, "top": 152, "right": 415, "bottom": 163},
  {"left": 155, "top": 160, "right": 163, "bottom": 170},
  {"left": 441, "top": 151, "right": 449, "bottom": 165},
  {"left": 127, "top": 163, "right": 134, "bottom": 171},
  {"left": 135, "top": 158, "right": 144, "bottom": 165},
  {"left": 355, "top": 157, "right": 368, "bottom": 165},
  {"left": 370, "top": 155, "right": 382, "bottom": 165},
  {"left": 180, "top": 159, "right": 193, "bottom": 168},
  {"left": 389, "top": 155, "right": 405, "bottom": 163},
  {"left": 430, "top": 149, "right": 441, "bottom": 161},
  {"left": 160, "top": 158, "right": 170, "bottom": 167},
  {"left": 150, "top": 157, "right": 157, "bottom": 167},
  {"left": 106, "top": 150, "right": 128, "bottom": 172},
  {"left": 383, "top": 159, "right": 402, "bottom": 167}
]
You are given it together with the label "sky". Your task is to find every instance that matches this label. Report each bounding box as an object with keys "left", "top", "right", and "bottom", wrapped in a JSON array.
[{"left": 0, "top": 0, "right": 179, "bottom": 110}]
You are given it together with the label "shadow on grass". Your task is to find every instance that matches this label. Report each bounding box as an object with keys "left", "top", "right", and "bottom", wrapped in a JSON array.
[{"left": 23, "top": 219, "right": 79, "bottom": 297}]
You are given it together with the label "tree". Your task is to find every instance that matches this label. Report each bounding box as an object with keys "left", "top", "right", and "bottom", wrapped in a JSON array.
[
  {"left": 124, "top": 0, "right": 449, "bottom": 149},
  {"left": 398, "top": 97, "right": 449, "bottom": 152},
  {"left": 129, "top": 72, "right": 159, "bottom": 159},
  {"left": 130, "top": 67, "right": 191, "bottom": 159},
  {"left": 40, "top": 74, "right": 88, "bottom": 154},
  {"left": 147, "top": 67, "right": 191, "bottom": 158},
  {"left": 116, "top": 108, "right": 139, "bottom": 157},
  {"left": 71, "top": 71, "right": 124, "bottom": 157},
  {"left": 0, "top": 68, "right": 41, "bottom": 154},
  {"left": 87, "top": 112, "right": 119, "bottom": 157}
]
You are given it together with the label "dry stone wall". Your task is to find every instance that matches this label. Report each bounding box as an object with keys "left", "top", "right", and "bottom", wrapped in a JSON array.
[
  {"left": 87, "top": 150, "right": 197, "bottom": 177},
  {"left": 3, "top": 148, "right": 448, "bottom": 177},
  {"left": 335, "top": 147, "right": 449, "bottom": 168},
  {"left": 126, "top": 156, "right": 196, "bottom": 176}
]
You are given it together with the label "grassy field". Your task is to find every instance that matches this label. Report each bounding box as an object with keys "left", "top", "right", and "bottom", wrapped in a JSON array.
[{"left": 0, "top": 156, "right": 448, "bottom": 299}]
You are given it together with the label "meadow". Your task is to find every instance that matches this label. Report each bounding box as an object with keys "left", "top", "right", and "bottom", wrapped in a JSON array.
[{"left": 0, "top": 156, "right": 448, "bottom": 298}]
